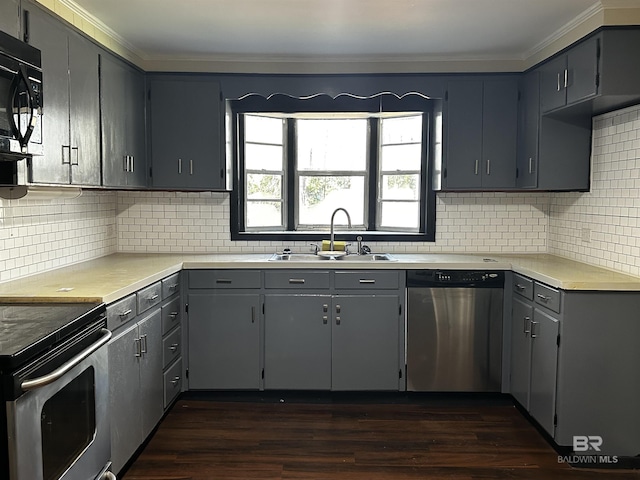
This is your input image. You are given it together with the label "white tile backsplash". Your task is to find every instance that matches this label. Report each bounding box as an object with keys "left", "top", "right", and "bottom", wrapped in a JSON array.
[
  {"left": 116, "top": 190, "right": 549, "bottom": 255},
  {"left": 3, "top": 102, "right": 640, "bottom": 282},
  {"left": 0, "top": 191, "right": 117, "bottom": 282},
  {"left": 548, "top": 104, "right": 640, "bottom": 276}
]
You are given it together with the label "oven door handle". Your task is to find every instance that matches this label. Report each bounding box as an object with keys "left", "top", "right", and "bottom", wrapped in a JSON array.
[{"left": 20, "top": 328, "right": 112, "bottom": 391}]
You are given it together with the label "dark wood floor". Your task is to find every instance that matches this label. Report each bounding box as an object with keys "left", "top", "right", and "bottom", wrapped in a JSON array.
[{"left": 122, "top": 395, "right": 640, "bottom": 480}]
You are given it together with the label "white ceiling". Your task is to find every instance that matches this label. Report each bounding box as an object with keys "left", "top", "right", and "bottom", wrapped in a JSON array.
[{"left": 63, "top": 0, "right": 640, "bottom": 71}]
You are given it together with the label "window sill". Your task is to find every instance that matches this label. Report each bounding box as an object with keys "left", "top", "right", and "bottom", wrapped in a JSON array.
[{"left": 230, "top": 230, "right": 435, "bottom": 242}]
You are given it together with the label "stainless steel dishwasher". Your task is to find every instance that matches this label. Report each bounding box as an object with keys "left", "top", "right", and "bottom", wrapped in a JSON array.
[{"left": 406, "top": 270, "right": 504, "bottom": 392}]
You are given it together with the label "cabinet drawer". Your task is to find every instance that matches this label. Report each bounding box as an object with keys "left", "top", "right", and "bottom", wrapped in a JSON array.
[
  {"left": 161, "top": 297, "right": 181, "bottom": 335},
  {"left": 106, "top": 294, "right": 137, "bottom": 331},
  {"left": 163, "top": 358, "right": 183, "bottom": 408},
  {"left": 264, "top": 270, "right": 330, "bottom": 289},
  {"left": 162, "top": 326, "right": 182, "bottom": 369},
  {"left": 512, "top": 274, "right": 533, "bottom": 300},
  {"left": 162, "top": 272, "right": 181, "bottom": 298},
  {"left": 189, "top": 270, "right": 261, "bottom": 289},
  {"left": 137, "top": 281, "right": 162, "bottom": 314},
  {"left": 334, "top": 271, "right": 399, "bottom": 290},
  {"left": 534, "top": 282, "right": 561, "bottom": 313}
]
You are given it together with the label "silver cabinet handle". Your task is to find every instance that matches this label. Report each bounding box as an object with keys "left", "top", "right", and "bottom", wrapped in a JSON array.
[
  {"left": 515, "top": 284, "right": 526, "bottom": 292},
  {"left": 336, "top": 316, "right": 341, "bottom": 325},
  {"left": 564, "top": 68, "right": 569, "bottom": 89},
  {"left": 170, "top": 376, "right": 180, "bottom": 386},
  {"left": 359, "top": 279, "right": 376, "bottom": 284},
  {"left": 486, "top": 159, "right": 490, "bottom": 175},
  {"left": 169, "top": 283, "right": 179, "bottom": 291},
  {"left": 134, "top": 338, "right": 142, "bottom": 357},
  {"left": 323, "top": 304, "right": 328, "bottom": 312},
  {"left": 71, "top": 146, "right": 79, "bottom": 166},
  {"left": 123, "top": 155, "right": 129, "bottom": 172},
  {"left": 189, "top": 159, "right": 193, "bottom": 175},
  {"left": 62, "top": 145, "right": 71, "bottom": 164},
  {"left": 530, "top": 321, "right": 538, "bottom": 338},
  {"left": 474, "top": 159, "right": 479, "bottom": 175},
  {"left": 103, "top": 472, "right": 117, "bottom": 480},
  {"left": 336, "top": 304, "right": 341, "bottom": 313},
  {"left": 20, "top": 329, "right": 112, "bottom": 391},
  {"left": 130, "top": 155, "right": 134, "bottom": 172},
  {"left": 528, "top": 157, "right": 533, "bottom": 174},
  {"left": 251, "top": 306, "right": 255, "bottom": 323},
  {"left": 557, "top": 72, "right": 561, "bottom": 92},
  {"left": 289, "top": 278, "right": 305, "bottom": 284},
  {"left": 216, "top": 279, "right": 232, "bottom": 284},
  {"left": 148, "top": 294, "right": 159, "bottom": 302},
  {"left": 523, "top": 316, "right": 531, "bottom": 335},
  {"left": 140, "top": 334, "right": 148, "bottom": 354},
  {"left": 178, "top": 158, "right": 182, "bottom": 174},
  {"left": 169, "top": 312, "right": 179, "bottom": 319},
  {"left": 323, "top": 315, "right": 328, "bottom": 325},
  {"left": 536, "top": 293, "right": 550, "bottom": 302},
  {"left": 169, "top": 344, "right": 179, "bottom": 353},
  {"left": 119, "top": 309, "right": 132, "bottom": 318}
]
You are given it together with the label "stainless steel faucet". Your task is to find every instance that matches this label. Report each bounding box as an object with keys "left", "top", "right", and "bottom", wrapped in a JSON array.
[{"left": 329, "top": 208, "right": 351, "bottom": 251}]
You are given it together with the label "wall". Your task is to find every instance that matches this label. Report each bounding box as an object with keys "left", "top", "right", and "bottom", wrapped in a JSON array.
[
  {"left": 548, "top": 104, "right": 640, "bottom": 276},
  {"left": 116, "top": 190, "right": 549, "bottom": 255},
  {"left": 0, "top": 191, "right": 117, "bottom": 282}
]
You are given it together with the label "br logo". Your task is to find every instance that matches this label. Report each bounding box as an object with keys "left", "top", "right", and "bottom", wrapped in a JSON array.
[{"left": 573, "top": 435, "right": 603, "bottom": 452}]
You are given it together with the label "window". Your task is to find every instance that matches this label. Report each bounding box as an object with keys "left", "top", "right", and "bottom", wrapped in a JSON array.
[{"left": 230, "top": 95, "right": 436, "bottom": 241}]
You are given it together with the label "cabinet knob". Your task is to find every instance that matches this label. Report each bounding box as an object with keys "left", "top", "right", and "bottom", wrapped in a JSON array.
[
  {"left": 322, "top": 315, "right": 328, "bottom": 325},
  {"left": 335, "top": 304, "right": 341, "bottom": 313},
  {"left": 336, "top": 316, "right": 341, "bottom": 325}
]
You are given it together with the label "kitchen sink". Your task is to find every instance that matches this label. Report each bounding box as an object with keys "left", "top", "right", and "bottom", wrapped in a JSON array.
[{"left": 268, "top": 253, "right": 396, "bottom": 262}]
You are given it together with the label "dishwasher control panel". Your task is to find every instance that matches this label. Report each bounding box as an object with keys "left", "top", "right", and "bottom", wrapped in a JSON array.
[{"left": 407, "top": 270, "right": 504, "bottom": 288}]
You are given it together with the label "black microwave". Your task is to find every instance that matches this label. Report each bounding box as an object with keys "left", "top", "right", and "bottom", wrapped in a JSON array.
[{"left": 0, "top": 29, "right": 42, "bottom": 162}]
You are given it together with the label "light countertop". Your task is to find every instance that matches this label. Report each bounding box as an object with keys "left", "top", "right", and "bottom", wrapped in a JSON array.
[{"left": 0, "top": 252, "right": 639, "bottom": 304}]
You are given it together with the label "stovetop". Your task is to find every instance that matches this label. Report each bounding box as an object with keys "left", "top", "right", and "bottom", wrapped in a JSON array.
[{"left": 0, "top": 303, "right": 106, "bottom": 370}]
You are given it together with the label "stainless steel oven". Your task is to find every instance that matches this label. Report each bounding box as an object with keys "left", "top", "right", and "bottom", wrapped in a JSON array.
[{"left": 0, "top": 303, "right": 115, "bottom": 480}]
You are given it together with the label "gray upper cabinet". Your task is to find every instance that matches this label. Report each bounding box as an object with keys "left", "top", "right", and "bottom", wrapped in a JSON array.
[
  {"left": 148, "top": 75, "right": 225, "bottom": 190},
  {"left": 101, "top": 53, "right": 147, "bottom": 187},
  {"left": 443, "top": 77, "right": 518, "bottom": 190},
  {"left": 24, "top": 2, "right": 100, "bottom": 185},
  {"left": 0, "top": 0, "right": 20, "bottom": 38}
]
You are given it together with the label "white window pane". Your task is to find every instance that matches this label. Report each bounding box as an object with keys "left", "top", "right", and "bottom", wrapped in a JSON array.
[
  {"left": 297, "top": 119, "right": 367, "bottom": 171},
  {"left": 381, "top": 115, "right": 422, "bottom": 145},
  {"left": 380, "top": 144, "right": 422, "bottom": 171},
  {"left": 245, "top": 115, "right": 283, "bottom": 145},
  {"left": 298, "top": 176, "right": 365, "bottom": 226},
  {"left": 246, "top": 201, "right": 282, "bottom": 228},
  {"left": 247, "top": 174, "right": 282, "bottom": 199},
  {"left": 245, "top": 144, "right": 283, "bottom": 171},
  {"left": 381, "top": 174, "right": 420, "bottom": 200},
  {"left": 379, "top": 201, "right": 419, "bottom": 230}
]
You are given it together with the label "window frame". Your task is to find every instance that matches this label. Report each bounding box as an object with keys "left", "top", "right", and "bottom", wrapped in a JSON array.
[{"left": 229, "top": 94, "right": 437, "bottom": 242}]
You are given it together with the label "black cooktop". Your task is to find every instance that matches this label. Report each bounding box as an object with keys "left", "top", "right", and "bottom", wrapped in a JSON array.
[{"left": 0, "top": 303, "right": 106, "bottom": 370}]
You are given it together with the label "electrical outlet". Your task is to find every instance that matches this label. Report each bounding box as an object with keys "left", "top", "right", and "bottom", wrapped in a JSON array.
[{"left": 581, "top": 228, "right": 591, "bottom": 243}]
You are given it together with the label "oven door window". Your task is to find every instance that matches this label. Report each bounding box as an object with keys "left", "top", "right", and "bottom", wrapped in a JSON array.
[{"left": 41, "top": 366, "right": 96, "bottom": 480}]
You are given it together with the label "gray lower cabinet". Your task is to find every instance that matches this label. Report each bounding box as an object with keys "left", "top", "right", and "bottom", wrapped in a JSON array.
[
  {"left": 148, "top": 75, "right": 225, "bottom": 190},
  {"left": 108, "top": 308, "right": 163, "bottom": 474},
  {"left": 24, "top": 1, "right": 100, "bottom": 185},
  {"left": 188, "top": 292, "right": 261, "bottom": 389},
  {"left": 0, "top": 0, "right": 20, "bottom": 38},
  {"left": 509, "top": 296, "right": 533, "bottom": 409},
  {"left": 264, "top": 293, "right": 332, "bottom": 390},
  {"left": 100, "top": 52, "right": 147, "bottom": 187}
]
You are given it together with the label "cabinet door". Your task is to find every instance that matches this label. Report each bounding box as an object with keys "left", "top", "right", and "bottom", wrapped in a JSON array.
[
  {"left": 126, "top": 67, "right": 147, "bottom": 187},
  {"left": 108, "top": 323, "right": 142, "bottom": 475},
  {"left": 566, "top": 35, "right": 599, "bottom": 105},
  {"left": 510, "top": 297, "right": 533, "bottom": 409},
  {"left": 517, "top": 71, "right": 539, "bottom": 188},
  {"left": 481, "top": 79, "right": 517, "bottom": 188},
  {"left": 138, "top": 309, "right": 164, "bottom": 440},
  {"left": 149, "top": 77, "right": 223, "bottom": 190},
  {"left": 0, "top": 0, "right": 20, "bottom": 38},
  {"left": 188, "top": 292, "right": 261, "bottom": 389},
  {"left": 529, "top": 308, "right": 559, "bottom": 436},
  {"left": 68, "top": 31, "right": 100, "bottom": 186},
  {"left": 444, "top": 80, "right": 483, "bottom": 189},
  {"left": 25, "top": 4, "right": 70, "bottom": 184},
  {"left": 539, "top": 55, "right": 567, "bottom": 113},
  {"left": 331, "top": 295, "right": 400, "bottom": 391},
  {"left": 264, "top": 294, "right": 331, "bottom": 390},
  {"left": 100, "top": 53, "right": 128, "bottom": 187}
]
